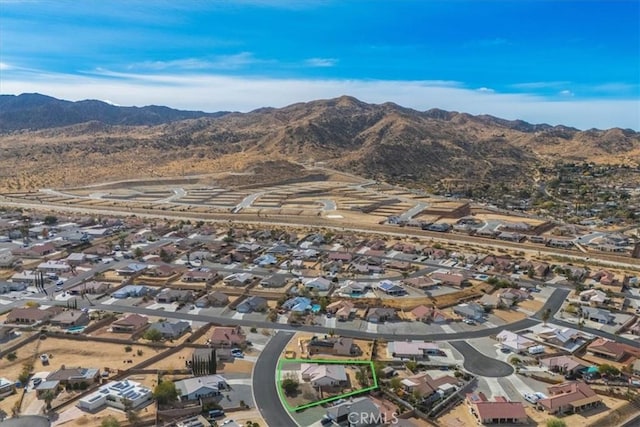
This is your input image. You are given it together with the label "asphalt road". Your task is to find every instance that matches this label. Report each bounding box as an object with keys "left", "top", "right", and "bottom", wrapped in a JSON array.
[
  {"left": 252, "top": 331, "right": 297, "bottom": 427},
  {"left": 450, "top": 341, "right": 514, "bottom": 377}
]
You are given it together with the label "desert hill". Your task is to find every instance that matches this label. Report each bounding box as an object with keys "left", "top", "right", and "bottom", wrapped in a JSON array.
[{"left": 0, "top": 94, "right": 638, "bottom": 191}]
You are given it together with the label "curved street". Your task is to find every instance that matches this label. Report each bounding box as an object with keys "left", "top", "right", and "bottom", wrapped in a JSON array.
[
  {"left": 252, "top": 331, "right": 297, "bottom": 427},
  {"left": 450, "top": 341, "right": 514, "bottom": 377}
]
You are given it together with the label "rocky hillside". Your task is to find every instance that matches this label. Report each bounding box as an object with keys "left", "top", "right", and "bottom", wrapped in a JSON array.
[
  {"left": 0, "top": 94, "right": 638, "bottom": 191},
  {"left": 0, "top": 93, "right": 228, "bottom": 132}
]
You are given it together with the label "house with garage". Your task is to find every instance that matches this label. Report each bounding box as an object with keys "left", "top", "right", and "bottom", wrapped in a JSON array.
[
  {"left": 78, "top": 380, "right": 152, "bottom": 411},
  {"left": 260, "top": 273, "right": 289, "bottom": 288},
  {"left": 402, "top": 372, "right": 460, "bottom": 402},
  {"left": 181, "top": 269, "right": 217, "bottom": 283},
  {"left": 300, "top": 363, "right": 348, "bottom": 388},
  {"left": 235, "top": 296, "right": 267, "bottom": 313},
  {"left": 223, "top": 273, "right": 254, "bottom": 287},
  {"left": 537, "top": 381, "right": 602, "bottom": 415},
  {"left": 303, "top": 276, "right": 333, "bottom": 292},
  {"left": 6, "top": 306, "right": 63, "bottom": 325},
  {"left": 453, "top": 302, "right": 485, "bottom": 321},
  {"left": 195, "top": 291, "right": 229, "bottom": 308},
  {"left": 50, "top": 310, "right": 90, "bottom": 328},
  {"left": 540, "top": 355, "right": 587, "bottom": 376},
  {"left": 147, "top": 321, "right": 191, "bottom": 340},
  {"left": 47, "top": 367, "right": 100, "bottom": 387},
  {"left": 174, "top": 375, "right": 228, "bottom": 401},
  {"left": 324, "top": 396, "right": 381, "bottom": 427},
  {"left": 112, "top": 285, "right": 150, "bottom": 299},
  {"left": 388, "top": 341, "right": 443, "bottom": 360},
  {"left": 366, "top": 307, "right": 397, "bottom": 323},
  {"left": 376, "top": 280, "right": 406, "bottom": 296},
  {"left": 111, "top": 314, "right": 149, "bottom": 334},
  {"left": 326, "top": 300, "right": 355, "bottom": 321},
  {"left": 466, "top": 393, "right": 528, "bottom": 425},
  {"left": 209, "top": 326, "right": 247, "bottom": 348},
  {"left": 156, "top": 289, "right": 194, "bottom": 304},
  {"left": 496, "top": 330, "right": 535, "bottom": 353},
  {"left": 581, "top": 307, "right": 615, "bottom": 324},
  {"left": 307, "top": 337, "right": 361, "bottom": 357},
  {"left": 282, "top": 296, "right": 312, "bottom": 313}
]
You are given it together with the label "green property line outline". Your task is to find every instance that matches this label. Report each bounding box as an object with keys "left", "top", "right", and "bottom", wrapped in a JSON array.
[{"left": 276, "top": 358, "right": 379, "bottom": 412}]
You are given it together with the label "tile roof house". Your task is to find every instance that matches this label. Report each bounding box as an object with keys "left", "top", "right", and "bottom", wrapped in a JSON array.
[
  {"left": 147, "top": 321, "right": 191, "bottom": 340},
  {"left": 235, "top": 296, "right": 267, "bottom": 313},
  {"left": 388, "top": 341, "right": 442, "bottom": 360},
  {"left": 326, "top": 300, "right": 355, "bottom": 321},
  {"left": 111, "top": 314, "right": 149, "bottom": 333},
  {"left": 50, "top": 310, "right": 90, "bottom": 328},
  {"left": 587, "top": 337, "right": 640, "bottom": 361},
  {"left": 402, "top": 276, "right": 438, "bottom": 289},
  {"left": 453, "top": 302, "right": 485, "bottom": 320},
  {"left": 301, "top": 363, "right": 348, "bottom": 388},
  {"left": 431, "top": 271, "right": 469, "bottom": 287},
  {"left": 307, "top": 337, "right": 361, "bottom": 357},
  {"left": 539, "top": 355, "right": 587, "bottom": 375},
  {"left": 209, "top": 326, "right": 246, "bottom": 348},
  {"left": 537, "top": 381, "right": 602, "bottom": 415},
  {"left": 466, "top": 393, "right": 528, "bottom": 424},
  {"left": 366, "top": 307, "right": 397, "bottom": 324},
  {"left": 6, "top": 306, "right": 63, "bottom": 325},
  {"left": 156, "top": 289, "right": 194, "bottom": 304},
  {"left": 260, "top": 273, "right": 289, "bottom": 288},
  {"left": 195, "top": 291, "right": 229, "bottom": 308},
  {"left": 47, "top": 367, "right": 100, "bottom": 386},
  {"left": 401, "top": 373, "right": 459, "bottom": 400}
]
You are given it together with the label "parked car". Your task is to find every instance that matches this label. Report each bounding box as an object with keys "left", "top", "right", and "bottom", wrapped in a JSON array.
[{"left": 208, "top": 409, "right": 225, "bottom": 419}]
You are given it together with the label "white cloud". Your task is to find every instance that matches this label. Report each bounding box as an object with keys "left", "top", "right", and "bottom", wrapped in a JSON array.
[
  {"left": 559, "top": 90, "right": 574, "bottom": 97},
  {"left": 125, "top": 53, "right": 261, "bottom": 72},
  {"left": 1, "top": 69, "right": 638, "bottom": 130},
  {"left": 0, "top": 62, "right": 10, "bottom": 70},
  {"left": 476, "top": 87, "right": 494, "bottom": 93},
  {"left": 512, "top": 81, "right": 571, "bottom": 90},
  {"left": 305, "top": 58, "right": 338, "bottom": 67}
]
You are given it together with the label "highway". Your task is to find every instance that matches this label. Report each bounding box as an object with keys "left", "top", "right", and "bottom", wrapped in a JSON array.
[{"left": 252, "top": 331, "right": 297, "bottom": 427}]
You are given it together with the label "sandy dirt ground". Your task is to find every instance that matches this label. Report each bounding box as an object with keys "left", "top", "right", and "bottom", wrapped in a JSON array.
[
  {"left": 436, "top": 402, "right": 480, "bottom": 427},
  {"left": 518, "top": 298, "right": 544, "bottom": 313},
  {"left": 493, "top": 308, "right": 527, "bottom": 323}
]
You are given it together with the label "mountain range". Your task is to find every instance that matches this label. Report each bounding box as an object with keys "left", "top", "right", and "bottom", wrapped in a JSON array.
[{"left": 0, "top": 93, "right": 638, "bottom": 192}]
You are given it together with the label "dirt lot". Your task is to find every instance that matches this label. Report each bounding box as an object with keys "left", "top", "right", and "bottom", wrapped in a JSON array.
[
  {"left": 436, "top": 402, "right": 480, "bottom": 427},
  {"left": 519, "top": 298, "right": 544, "bottom": 313},
  {"left": 0, "top": 337, "right": 160, "bottom": 382},
  {"left": 493, "top": 308, "right": 527, "bottom": 323}
]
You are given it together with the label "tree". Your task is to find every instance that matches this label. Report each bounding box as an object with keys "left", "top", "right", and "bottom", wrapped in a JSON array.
[
  {"left": 100, "top": 416, "right": 121, "bottom": 427},
  {"left": 153, "top": 380, "right": 178, "bottom": 405},
  {"left": 542, "top": 308, "right": 551, "bottom": 325},
  {"left": 6, "top": 352, "right": 17, "bottom": 361},
  {"left": 405, "top": 361, "right": 418, "bottom": 373},
  {"left": 42, "top": 390, "right": 56, "bottom": 410},
  {"left": 598, "top": 364, "right": 620, "bottom": 377},
  {"left": 281, "top": 377, "right": 299, "bottom": 396},
  {"left": 134, "top": 247, "right": 143, "bottom": 259},
  {"left": 122, "top": 398, "right": 141, "bottom": 426},
  {"left": 143, "top": 328, "right": 163, "bottom": 342},
  {"left": 43, "top": 215, "right": 58, "bottom": 226},
  {"left": 546, "top": 418, "right": 567, "bottom": 427},
  {"left": 389, "top": 377, "right": 402, "bottom": 392},
  {"left": 159, "top": 248, "right": 172, "bottom": 263}
]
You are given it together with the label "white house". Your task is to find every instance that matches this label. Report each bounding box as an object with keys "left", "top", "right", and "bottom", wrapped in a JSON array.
[
  {"left": 300, "top": 363, "right": 347, "bottom": 388},
  {"left": 303, "top": 277, "right": 332, "bottom": 292},
  {"left": 174, "top": 375, "right": 228, "bottom": 401},
  {"left": 78, "top": 380, "right": 152, "bottom": 411},
  {"left": 496, "top": 330, "right": 535, "bottom": 353}
]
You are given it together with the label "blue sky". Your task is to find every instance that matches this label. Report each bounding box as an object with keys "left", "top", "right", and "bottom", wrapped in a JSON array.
[{"left": 1, "top": 0, "right": 638, "bottom": 129}]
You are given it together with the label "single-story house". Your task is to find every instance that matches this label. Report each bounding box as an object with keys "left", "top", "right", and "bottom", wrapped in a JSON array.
[
  {"left": 453, "top": 302, "right": 485, "bottom": 320},
  {"left": 260, "top": 273, "right": 289, "bottom": 288},
  {"left": 303, "top": 277, "right": 333, "bottom": 292},
  {"left": 78, "top": 380, "right": 152, "bottom": 411},
  {"left": 537, "top": 381, "right": 602, "bottom": 415},
  {"left": 156, "top": 289, "right": 194, "bottom": 304},
  {"left": 236, "top": 296, "right": 268, "bottom": 313},
  {"left": 111, "top": 314, "right": 149, "bottom": 334},
  {"left": 326, "top": 300, "right": 355, "bottom": 321},
  {"left": 223, "top": 273, "right": 254, "bottom": 287},
  {"left": 325, "top": 397, "right": 381, "bottom": 427},
  {"left": 147, "top": 321, "right": 191, "bottom": 340},
  {"left": 366, "top": 307, "right": 397, "bottom": 323},
  {"left": 282, "top": 297, "right": 312, "bottom": 313},
  {"left": 47, "top": 367, "right": 100, "bottom": 386},
  {"left": 112, "top": 285, "right": 149, "bottom": 299},
  {"left": 50, "top": 310, "right": 90, "bottom": 328},
  {"left": 301, "top": 363, "right": 347, "bottom": 388},
  {"left": 581, "top": 307, "right": 615, "bottom": 324},
  {"left": 466, "top": 393, "right": 528, "bottom": 424},
  {"left": 209, "top": 326, "right": 246, "bottom": 348},
  {"left": 307, "top": 337, "right": 361, "bottom": 357},
  {"left": 377, "top": 280, "right": 406, "bottom": 296},
  {"left": 6, "top": 306, "right": 63, "bottom": 325},
  {"left": 388, "top": 341, "right": 442, "bottom": 360},
  {"left": 195, "top": 291, "right": 229, "bottom": 308}
]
